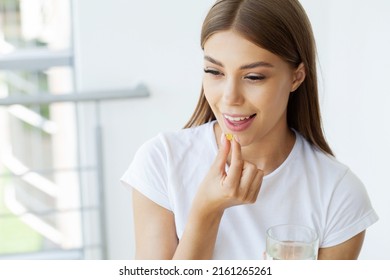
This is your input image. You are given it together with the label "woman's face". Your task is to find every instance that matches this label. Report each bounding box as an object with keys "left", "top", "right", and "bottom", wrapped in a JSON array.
[{"left": 203, "top": 30, "right": 305, "bottom": 146}]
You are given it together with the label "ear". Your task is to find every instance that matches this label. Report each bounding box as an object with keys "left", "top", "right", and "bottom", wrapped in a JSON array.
[{"left": 291, "top": 62, "right": 306, "bottom": 92}]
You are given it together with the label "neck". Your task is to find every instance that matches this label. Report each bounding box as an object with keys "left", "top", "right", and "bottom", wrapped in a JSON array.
[{"left": 214, "top": 123, "right": 296, "bottom": 175}]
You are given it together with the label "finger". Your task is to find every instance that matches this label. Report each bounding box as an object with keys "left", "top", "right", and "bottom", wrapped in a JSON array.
[
  {"left": 238, "top": 162, "right": 259, "bottom": 199},
  {"left": 214, "top": 133, "right": 231, "bottom": 173},
  {"left": 224, "top": 137, "right": 243, "bottom": 188},
  {"left": 231, "top": 135, "right": 242, "bottom": 163}
]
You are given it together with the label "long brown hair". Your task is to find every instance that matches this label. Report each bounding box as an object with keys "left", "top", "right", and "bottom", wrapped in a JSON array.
[{"left": 184, "top": 0, "right": 333, "bottom": 155}]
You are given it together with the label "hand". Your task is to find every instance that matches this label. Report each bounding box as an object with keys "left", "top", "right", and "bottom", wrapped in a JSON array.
[
  {"left": 176, "top": 135, "right": 264, "bottom": 259},
  {"left": 196, "top": 134, "right": 264, "bottom": 213}
]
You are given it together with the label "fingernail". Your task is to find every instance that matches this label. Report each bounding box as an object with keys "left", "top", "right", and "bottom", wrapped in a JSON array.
[{"left": 234, "top": 134, "right": 240, "bottom": 143}]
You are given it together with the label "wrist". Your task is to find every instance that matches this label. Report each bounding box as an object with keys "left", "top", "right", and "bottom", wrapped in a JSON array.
[{"left": 191, "top": 194, "right": 225, "bottom": 221}]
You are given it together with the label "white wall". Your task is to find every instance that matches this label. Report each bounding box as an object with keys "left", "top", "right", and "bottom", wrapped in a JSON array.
[
  {"left": 73, "top": 0, "right": 389, "bottom": 259},
  {"left": 301, "top": 0, "right": 390, "bottom": 259}
]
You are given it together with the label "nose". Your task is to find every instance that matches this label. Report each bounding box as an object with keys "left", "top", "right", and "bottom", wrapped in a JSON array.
[{"left": 222, "top": 78, "right": 244, "bottom": 105}]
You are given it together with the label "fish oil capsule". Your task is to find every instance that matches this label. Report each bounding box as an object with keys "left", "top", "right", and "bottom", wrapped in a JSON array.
[{"left": 225, "top": 133, "right": 233, "bottom": 141}]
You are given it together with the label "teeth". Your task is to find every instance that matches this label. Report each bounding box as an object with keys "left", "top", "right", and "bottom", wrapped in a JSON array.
[{"left": 224, "top": 114, "right": 251, "bottom": 122}]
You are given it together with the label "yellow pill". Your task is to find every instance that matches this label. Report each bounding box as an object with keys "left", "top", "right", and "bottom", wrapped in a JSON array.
[{"left": 225, "top": 133, "right": 233, "bottom": 141}]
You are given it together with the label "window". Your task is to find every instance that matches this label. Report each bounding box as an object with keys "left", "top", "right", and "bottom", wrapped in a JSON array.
[{"left": 0, "top": 0, "right": 104, "bottom": 259}]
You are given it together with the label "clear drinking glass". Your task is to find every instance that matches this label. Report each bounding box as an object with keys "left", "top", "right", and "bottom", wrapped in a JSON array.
[{"left": 266, "top": 224, "right": 319, "bottom": 260}]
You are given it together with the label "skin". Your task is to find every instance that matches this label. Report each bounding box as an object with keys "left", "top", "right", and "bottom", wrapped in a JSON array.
[{"left": 132, "top": 30, "right": 365, "bottom": 259}]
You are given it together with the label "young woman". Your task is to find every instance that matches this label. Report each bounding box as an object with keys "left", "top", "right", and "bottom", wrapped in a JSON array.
[{"left": 121, "top": 0, "right": 378, "bottom": 259}]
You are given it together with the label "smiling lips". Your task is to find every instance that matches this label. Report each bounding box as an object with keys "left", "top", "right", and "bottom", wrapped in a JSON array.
[{"left": 223, "top": 113, "right": 256, "bottom": 132}]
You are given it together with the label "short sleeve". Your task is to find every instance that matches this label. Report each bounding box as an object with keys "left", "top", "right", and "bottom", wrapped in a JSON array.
[
  {"left": 120, "top": 135, "right": 172, "bottom": 210},
  {"left": 322, "top": 169, "right": 379, "bottom": 247}
]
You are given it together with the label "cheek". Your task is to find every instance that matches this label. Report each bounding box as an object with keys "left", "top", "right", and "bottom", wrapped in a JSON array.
[
  {"left": 267, "top": 77, "right": 292, "bottom": 100},
  {"left": 248, "top": 81, "right": 291, "bottom": 111},
  {"left": 203, "top": 79, "right": 221, "bottom": 105}
]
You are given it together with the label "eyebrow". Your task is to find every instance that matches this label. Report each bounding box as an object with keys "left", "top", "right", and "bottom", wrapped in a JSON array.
[{"left": 204, "top": 55, "right": 274, "bottom": 69}]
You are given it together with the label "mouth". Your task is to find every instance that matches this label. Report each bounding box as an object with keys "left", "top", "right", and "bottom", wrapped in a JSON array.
[{"left": 223, "top": 113, "right": 257, "bottom": 132}]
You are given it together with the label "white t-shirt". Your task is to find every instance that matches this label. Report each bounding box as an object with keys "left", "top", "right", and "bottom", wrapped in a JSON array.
[{"left": 121, "top": 121, "right": 378, "bottom": 259}]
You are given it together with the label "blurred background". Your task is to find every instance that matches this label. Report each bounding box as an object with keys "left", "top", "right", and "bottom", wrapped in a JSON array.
[{"left": 0, "top": 0, "right": 389, "bottom": 259}]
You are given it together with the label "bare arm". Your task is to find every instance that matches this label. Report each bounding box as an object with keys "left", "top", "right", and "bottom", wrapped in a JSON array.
[
  {"left": 132, "top": 188, "right": 224, "bottom": 259},
  {"left": 132, "top": 189, "right": 178, "bottom": 259},
  {"left": 132, "top": 136, "right": 263, "bottom": 259},
  {"left": 318, "top": 231, "right": 365, "bottom": 260}
]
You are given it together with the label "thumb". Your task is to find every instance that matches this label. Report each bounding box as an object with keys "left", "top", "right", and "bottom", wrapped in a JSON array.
[{"left": 215, "top": 133, "right": 231, "bottom": 172}]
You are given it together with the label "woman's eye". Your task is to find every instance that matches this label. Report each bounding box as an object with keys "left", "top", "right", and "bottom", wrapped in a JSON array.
[
  {"left": 203, "top": 68, "right": 222, "bottom": 76},
  {"left": 245, "top": 75, "right": 265, "bottom": 81}
]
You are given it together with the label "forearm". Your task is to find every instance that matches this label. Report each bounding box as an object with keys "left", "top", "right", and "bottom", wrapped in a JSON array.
[{"left": 173, "top": 206, "right": 224, "bottom": 260}]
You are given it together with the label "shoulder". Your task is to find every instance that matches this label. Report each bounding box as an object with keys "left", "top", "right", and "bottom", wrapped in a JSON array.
[
  {"left": 134, "top": 121, "right": 215, "bottom": 162},
  {"left": 121, "top": 122, "right": 216, "bottom": 208},
  {"left": 296, "top": 131, "right": 377, "bottom": 213},
  {"left": 293, "top": 132, "right": 369, "bottom": 198},
  {"left": 163, "top": 121, "right": 214, "bottom": 143},
  {"left": 294, "top": 132, "right": 378, "bottom": 247},
  {"left": 295, "top": 132, "right": 349, "bottom": 180}
]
